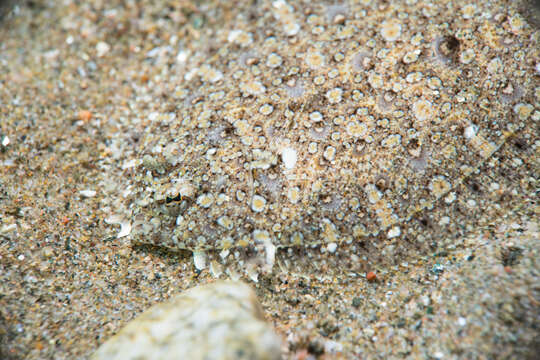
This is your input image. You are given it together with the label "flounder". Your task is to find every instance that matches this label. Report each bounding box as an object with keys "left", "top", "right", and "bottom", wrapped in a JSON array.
[{"left": 126, "top": 0, "right": 539, "bottom": 274}]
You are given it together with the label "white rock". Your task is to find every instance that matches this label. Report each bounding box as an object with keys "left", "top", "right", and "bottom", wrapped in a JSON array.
[
  {"left": 209, "top": 260, "right": 223, "bottom": 278},
  {"left": 387, "top": 226, "right": 401, "bottom": 239},
  {"left": 464, "top": 125, "right": 477, "bottom": 139},
  {"left": 327, "top": 242, "right": 338, "bottom": 253},
  {"left": 96, "top": 41, "right": 110, "bottom": 57},
  {"left": 91, "top": 281, "right": 282, "bottom": 360}
]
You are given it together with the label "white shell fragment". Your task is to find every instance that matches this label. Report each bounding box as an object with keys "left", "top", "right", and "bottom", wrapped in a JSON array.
[
  {"left": 193, "top": 251, "right": 208, "bottom": 271},
  {"left": 117, "top": 222, "right": 132, "bottom": 238},
  {"left": 105, "top": 215, "right": 132, "bottom": 238},
  {"left": 79, "top": 189, "right": 97, "bottom": 198},
  {"left": 281, "top": 147, "right": 297, "bottom": 170}
]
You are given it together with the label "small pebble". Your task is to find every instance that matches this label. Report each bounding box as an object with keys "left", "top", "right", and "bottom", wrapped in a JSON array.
[{"left": 78, "top": 110, "right": 93, "bottom": 122}]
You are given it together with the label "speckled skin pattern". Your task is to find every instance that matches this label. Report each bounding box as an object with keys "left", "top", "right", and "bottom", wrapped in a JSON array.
[
  {"left": 127, "top": 0, "right": 538, "bottom": 260},
  {"left": 0, "top": 0, "right": 538, "bottom": 359}
]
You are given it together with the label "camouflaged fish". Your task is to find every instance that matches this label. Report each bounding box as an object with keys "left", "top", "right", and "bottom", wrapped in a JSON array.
[{"left": 125, "top": 0, "right": 539, "bottom": 272}]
